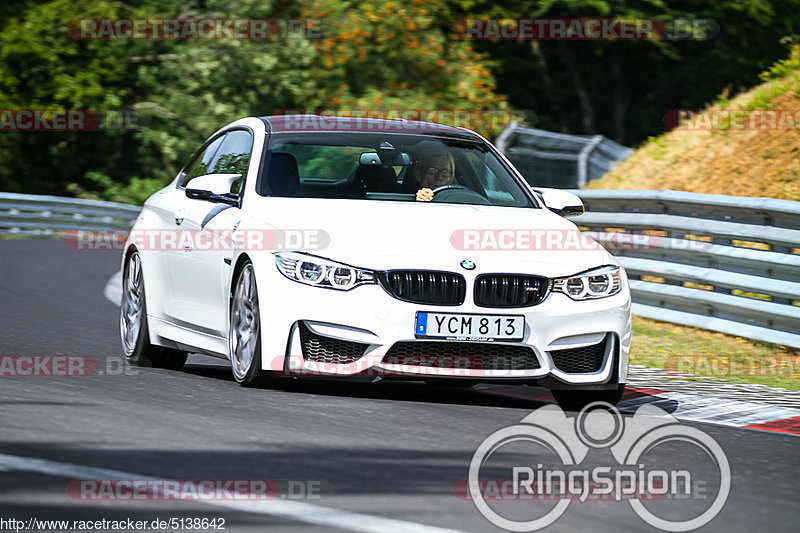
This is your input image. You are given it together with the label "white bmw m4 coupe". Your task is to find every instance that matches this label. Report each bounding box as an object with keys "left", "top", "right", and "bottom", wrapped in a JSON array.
[{"left": 119, "top": 115, "right": 632, "bottom": 410}]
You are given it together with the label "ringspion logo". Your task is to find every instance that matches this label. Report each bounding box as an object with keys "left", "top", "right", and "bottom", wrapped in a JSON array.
[{"left": 467, "top": 402, "right": 730, "bottom": 531}]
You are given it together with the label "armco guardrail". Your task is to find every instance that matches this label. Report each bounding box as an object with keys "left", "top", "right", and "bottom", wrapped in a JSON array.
[
  {"left": 570, "top": 189, "right": 800, "bottom": 348},
  {"left": 496, "top": 122, "right": 633, "bottom": 188},
  {"left": 3, "top": 190, "right": 799, "bottom": 348},
  {"left": 0, "top": 192, "right": 140, "bottom": 235}
]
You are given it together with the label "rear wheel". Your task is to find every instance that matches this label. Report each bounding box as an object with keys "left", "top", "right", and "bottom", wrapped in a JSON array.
[
  {"left": 551, "top": 385, "right": 626, "bottom": 412},
  {"left": 120, "top": 251, "right": 187, "bottom": 370},
  {"left": 229, "top": 262, "right": 271, "bottom": 387}
]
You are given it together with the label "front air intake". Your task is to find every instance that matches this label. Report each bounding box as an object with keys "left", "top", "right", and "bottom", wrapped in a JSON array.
[
  {"left": 548, "top": 335, "right": 609, "bottom": 373},
  {"left": 298, "top": 322, "right": 369, "bottom": 364},
  {"left": 383, "top": 342, "right": 540, "bottom": 370}
]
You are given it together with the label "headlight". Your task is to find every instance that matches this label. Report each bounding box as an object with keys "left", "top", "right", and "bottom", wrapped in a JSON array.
[
  {"left": 552, "top": 266, "right": 622, "bottom": 300},
  {"left": 274, "top": 252, "right": 375, "bottom": 290}
]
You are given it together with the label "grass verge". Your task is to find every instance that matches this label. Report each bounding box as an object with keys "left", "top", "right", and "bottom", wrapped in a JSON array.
[{"left": 630, "top": 316, "right": 800, "bottom": 390}]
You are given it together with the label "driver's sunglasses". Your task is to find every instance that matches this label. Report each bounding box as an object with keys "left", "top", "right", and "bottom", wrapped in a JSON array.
[{"left": 424, "top": 167, "right": 452, "bottom": 178}]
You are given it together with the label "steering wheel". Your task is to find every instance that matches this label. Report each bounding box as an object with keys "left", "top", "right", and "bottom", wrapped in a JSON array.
[
  {"left": 432, "top": 184, "right": 470, "bottom": 195},
  {"left": 431, "top": 184, "right": 491, "bottom": 205}
]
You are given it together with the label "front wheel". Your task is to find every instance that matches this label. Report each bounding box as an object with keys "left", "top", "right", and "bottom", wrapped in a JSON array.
[
  {"left": 229, "top": 262, "right": 271, "bottom": 387},
  {"left": 120, "top": 251, "right": 187, "bottom": 370},
  {"left": 551, "top": 385, "right": 626, "bottom": 412}
]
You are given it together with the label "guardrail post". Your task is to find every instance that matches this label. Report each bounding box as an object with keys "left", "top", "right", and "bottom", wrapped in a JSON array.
[{"left": 577, "top": 135, "right": 603, "bottom": 187}]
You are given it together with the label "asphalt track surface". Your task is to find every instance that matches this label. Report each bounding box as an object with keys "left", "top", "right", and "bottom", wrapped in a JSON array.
[{"left": 1, "top": 239, "right": 798, "bottom": 532}]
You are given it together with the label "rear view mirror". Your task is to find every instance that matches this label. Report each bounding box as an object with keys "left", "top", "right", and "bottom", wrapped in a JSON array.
[
  {"left": 359, "top": 153, "right": 381, "bottom": 165},
  {"left": 359, "top": 152, "right": 411, "bottom": 166}
]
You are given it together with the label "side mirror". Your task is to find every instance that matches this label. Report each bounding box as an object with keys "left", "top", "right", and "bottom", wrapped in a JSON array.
[
  {"left": 185, "top": 173, "right": 241, "bottom": 195},
  {"left": 185, "top": 173, "right": 242, "bottom": 206},
  {"left": 532, "top": 187, "right": 584, "bottom": 218}
]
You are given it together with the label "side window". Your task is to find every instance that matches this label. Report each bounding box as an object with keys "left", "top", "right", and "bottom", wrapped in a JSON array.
[
  {"left": 180, "top": 135, "right": 225, "bottom": 187},
  {"left": 209, "top": 130, "right": 253, "bottom": 195}
]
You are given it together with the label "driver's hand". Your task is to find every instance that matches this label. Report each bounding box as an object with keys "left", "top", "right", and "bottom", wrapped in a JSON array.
[{"left": 416, "top": 188, "right": 434, "bottom": 202}]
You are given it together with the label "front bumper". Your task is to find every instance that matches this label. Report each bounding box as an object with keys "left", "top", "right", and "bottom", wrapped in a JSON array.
[{"left": 255, "top": 260, "right": 632, "bottom": 386}]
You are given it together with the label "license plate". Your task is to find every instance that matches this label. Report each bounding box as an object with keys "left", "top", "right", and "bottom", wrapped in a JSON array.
[{"left": 415, "top": 312, "right": 524, "bottom": 341}]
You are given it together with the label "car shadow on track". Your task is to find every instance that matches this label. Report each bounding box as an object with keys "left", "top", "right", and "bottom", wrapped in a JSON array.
[
  {"left": 180, "top": 361, "right": 554, "bottom": 409},
  {"left": 180, "top": 361, "right": 677, "bottom": 413}
]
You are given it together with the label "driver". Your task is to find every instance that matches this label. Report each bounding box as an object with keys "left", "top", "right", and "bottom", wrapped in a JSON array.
[{"left": 406, "top": 148, "right": 455, "bottom": 202}]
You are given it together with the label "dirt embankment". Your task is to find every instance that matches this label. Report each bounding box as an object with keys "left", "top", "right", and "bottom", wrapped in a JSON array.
[{"left": 591, "top": 48, "right": 800, "bottom": 200}]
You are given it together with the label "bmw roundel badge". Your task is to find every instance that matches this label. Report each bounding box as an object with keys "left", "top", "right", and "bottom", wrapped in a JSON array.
[{"left": 460, "top": 260, "right": 476, "bottom": 270}]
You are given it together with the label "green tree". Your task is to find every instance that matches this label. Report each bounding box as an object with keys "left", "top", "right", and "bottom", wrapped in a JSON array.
[
  {"left": 0, "top": 0, "right": 317, "bottom": 198},
  {"left": 298, "top": 0, "right": 514, "bottom": 138},
  {"left": 442, "top": 0, "right": 800, "bottom": 144}
]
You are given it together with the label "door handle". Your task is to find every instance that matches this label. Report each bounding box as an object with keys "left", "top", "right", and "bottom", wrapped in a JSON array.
[{"left": 174, "top": 208, "right": 185, "bottom": 226}]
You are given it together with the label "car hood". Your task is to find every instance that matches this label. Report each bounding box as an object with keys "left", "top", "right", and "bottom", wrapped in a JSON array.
[{"left": 244, "top": 197, "right": 615, "bottom": 277}]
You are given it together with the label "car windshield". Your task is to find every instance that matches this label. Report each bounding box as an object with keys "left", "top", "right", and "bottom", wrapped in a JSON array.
[{"left": 259, "top": 133, "right": 536, "bottom": 208}]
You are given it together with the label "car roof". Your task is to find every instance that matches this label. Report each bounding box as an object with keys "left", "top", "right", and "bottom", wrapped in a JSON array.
[{"left": 258, "top": 114, "right": 482, "bottom": 140}]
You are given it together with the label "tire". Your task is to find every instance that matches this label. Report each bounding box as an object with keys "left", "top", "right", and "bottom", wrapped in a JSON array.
[
  {"left": 120, "top": 251, "right": 188, "bottom": 370},
  {"left": 229, "top": 262, "right": 271, "bottom": 387},
  {"left": 551, "top": 385, "right": 626, "bottom": 412}
]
